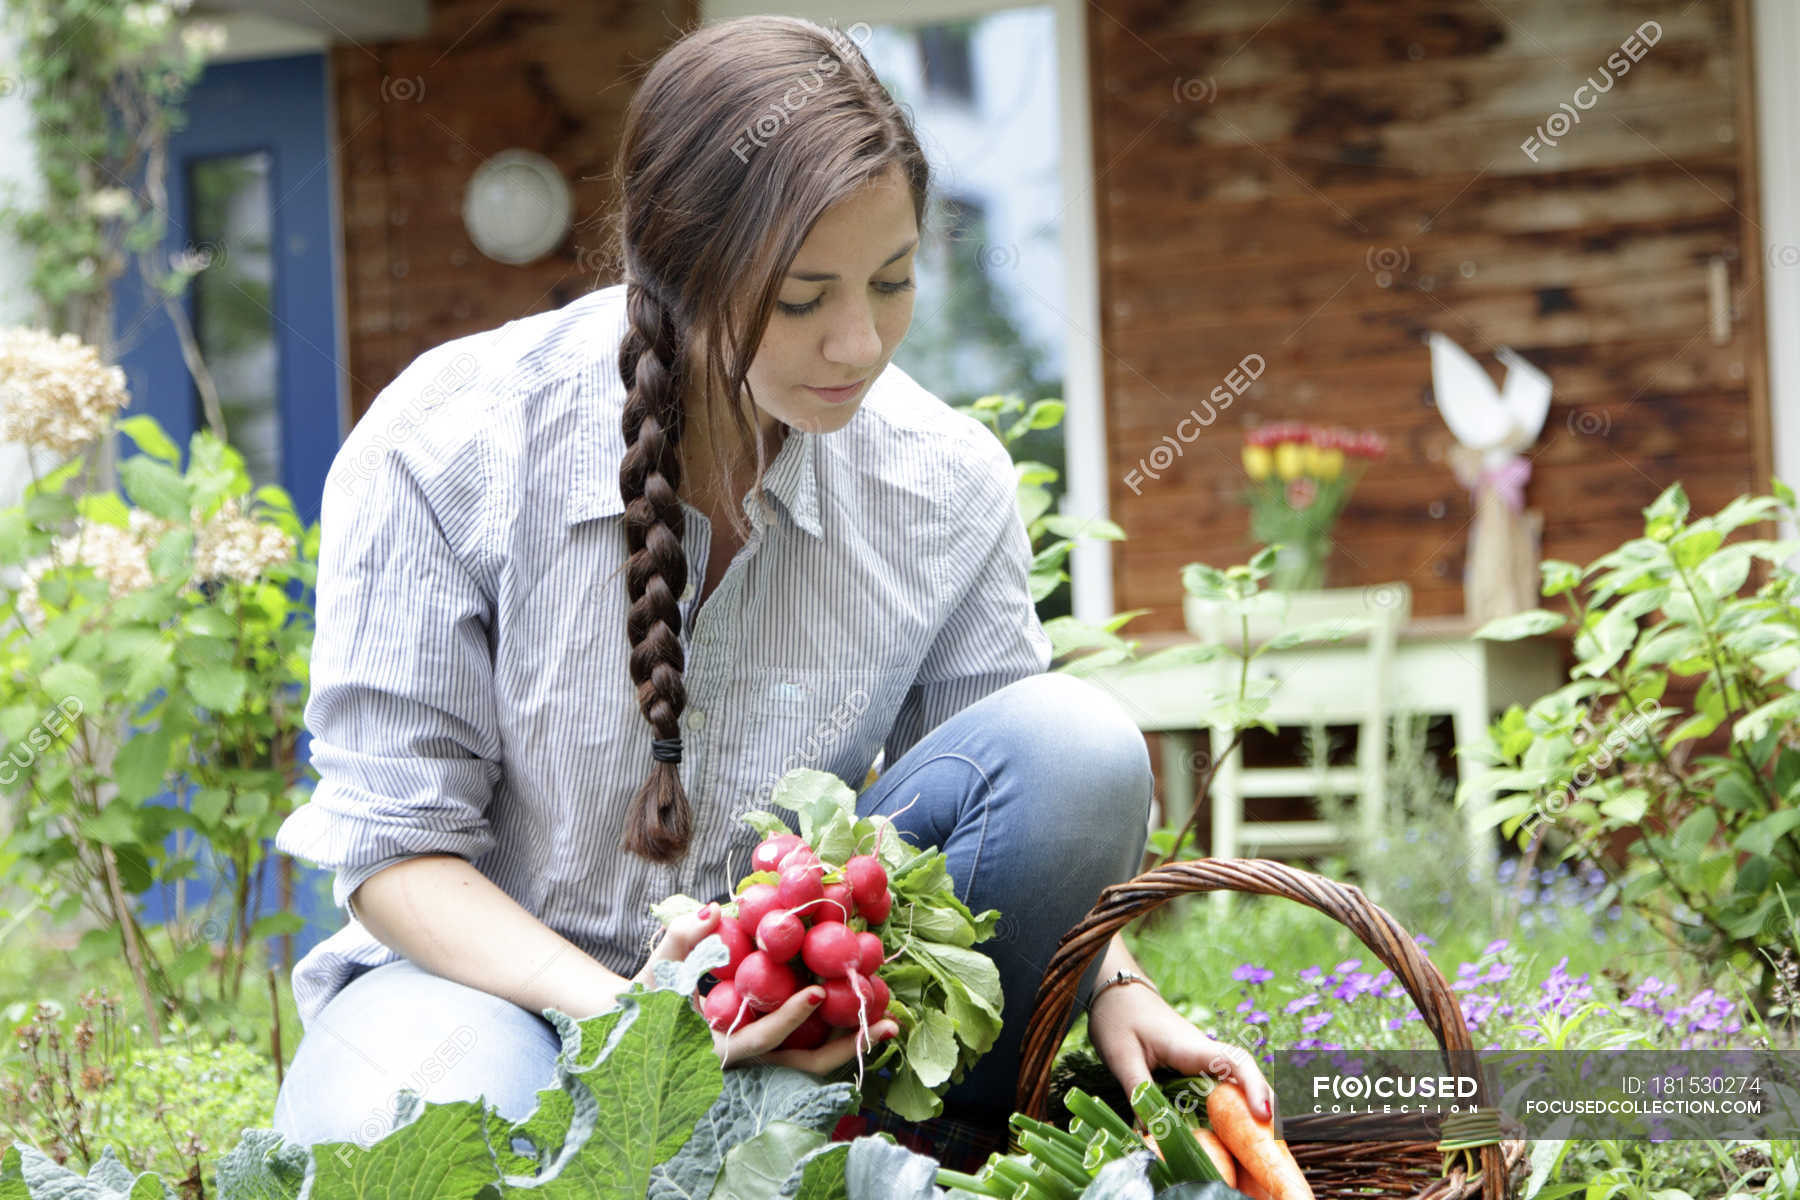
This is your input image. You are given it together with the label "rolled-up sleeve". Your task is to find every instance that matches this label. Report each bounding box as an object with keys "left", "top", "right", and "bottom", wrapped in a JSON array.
[
  {"left": 882, "top": 425, "right": 1052, "bottom": 765},
  {"left": 274, "top": 401, "right": 503, "bottom": 916}
]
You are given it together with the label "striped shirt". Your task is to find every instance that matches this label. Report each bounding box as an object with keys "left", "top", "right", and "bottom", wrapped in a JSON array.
[{"left": 273, "top": 282, "right": 1052, "bottom": 1030}]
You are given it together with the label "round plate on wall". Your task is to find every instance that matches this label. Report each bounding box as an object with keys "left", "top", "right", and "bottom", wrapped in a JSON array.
[{"left": 461, "top": 149, "right": 572, "bottom": 266}]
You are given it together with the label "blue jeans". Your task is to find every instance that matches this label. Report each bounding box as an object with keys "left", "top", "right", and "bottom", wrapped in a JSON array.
[{"left": 271, "top": 671, "right": 1152, "bottom": 1147}]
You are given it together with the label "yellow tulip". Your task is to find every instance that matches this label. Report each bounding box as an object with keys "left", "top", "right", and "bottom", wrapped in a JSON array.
[
  {"left": 1273, "top": 442, "right": 1304, "bottom": 481},
  {"left": 1242, "top": 444, "right": 1272, "bottom": 481},
  {"left": 1314, "top": 447, "right": 1345, "bottom": 481}
]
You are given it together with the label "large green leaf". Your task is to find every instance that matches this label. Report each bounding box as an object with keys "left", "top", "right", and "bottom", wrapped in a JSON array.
[
  {"left": 39, "top": 661, "right": 103, "bottom": 718},
  {"left": 842, "top": 1136, "right": 943, "bottom": 1200},
  {"left": 117, "top": 456, "right": 191, "bottom": 520},
  {"left": 508, "top": 991, "right": 725, "bottom": 1196},
  {"left": 648, "top": 1065, "right": 854, "bottom": 1200},
  {"left": 117, "top": 415, "right": 183, "bottom": 465},
  {"left": 0, "top": 1143, "right": 174, "bottom": 1199},
  {"left": 711, "top": 1121, "right": 828, "bottom": 1200},
  {"left": 112, "top": 728, "right": 174, "bottom": 802},
  {"left": 211, "top": 1128, "right": 307, "bottom": 1200},
  {"left": 1735, "top": 810, "right": 1800, "bottom": 857},
  {"left": 904, "top": 1008, "right": 960, "bottom": 1089},
  {"left": 310, "top": 1097, "right": 495, "bottom": 1199},
  {"left": 187, "top": 665, "right": 249, "bottom": 714},
  {"left": 783, "top": 1142, "right": 850, "bottom": 1200},
  {"left": 1473, "top": 610, "right": 1565, "bottom": 641}
]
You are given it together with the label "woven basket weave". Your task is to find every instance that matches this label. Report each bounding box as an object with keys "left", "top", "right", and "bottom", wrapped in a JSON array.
[{"left": 1013, "top": 857, "right": 1528, "bottom": 1199}]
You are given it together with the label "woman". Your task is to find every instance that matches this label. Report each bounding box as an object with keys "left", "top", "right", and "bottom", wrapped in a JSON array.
[{"left": 269, "top": 13, "right": 1273, "bottom": 1167}]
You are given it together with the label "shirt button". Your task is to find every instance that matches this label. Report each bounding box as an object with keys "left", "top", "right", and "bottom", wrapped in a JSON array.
[{"left": 686, "top": 709, "right": 707, "bottom": 731}]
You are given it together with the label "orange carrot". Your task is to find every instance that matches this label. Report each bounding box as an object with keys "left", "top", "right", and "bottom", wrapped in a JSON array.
[
  {"left": 1194, "top": 1128, "right": 1237, "bottom": 1187},
  {"left": 1236, "top": 1174, "right": 1275, "bottom": 1200},
  {"left": 1204, "top": 1080, "right": 1312, "bottom": 1199}
]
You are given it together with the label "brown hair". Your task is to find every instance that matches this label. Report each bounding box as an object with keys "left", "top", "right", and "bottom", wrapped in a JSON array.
[{"left": 605, "top": 15, "right": 931, "bottom": 862}]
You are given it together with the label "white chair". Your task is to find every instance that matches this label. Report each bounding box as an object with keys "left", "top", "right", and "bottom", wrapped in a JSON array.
[{"left": 1184, "top": 584, "right": 1412, "bottom": 876}]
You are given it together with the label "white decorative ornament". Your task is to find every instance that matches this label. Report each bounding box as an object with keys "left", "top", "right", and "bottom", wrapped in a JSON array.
[
  {"left": 1427, "top": 332, "right": 1553, "bottom": 624},
  {"left": 461, "top": 150, "right": 572, "bottom": 266}
]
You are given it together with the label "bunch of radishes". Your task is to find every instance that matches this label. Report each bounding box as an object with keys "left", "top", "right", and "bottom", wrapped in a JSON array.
[{"left": 700, "top": 830, "right": 895, "bottom": 1052}]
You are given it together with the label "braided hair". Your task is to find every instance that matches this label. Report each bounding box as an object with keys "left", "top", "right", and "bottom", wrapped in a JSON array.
[{"left": 606, "top": 15, "right": 931, "bottom": 862}]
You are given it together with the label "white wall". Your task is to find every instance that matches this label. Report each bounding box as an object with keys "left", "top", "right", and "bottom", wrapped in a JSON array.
[
  {"left": 1755, "top": 0, "right": 1800, "bottom": 519},
  {"left": 0, "top": 22, "right": 48, "bottom": 511}
]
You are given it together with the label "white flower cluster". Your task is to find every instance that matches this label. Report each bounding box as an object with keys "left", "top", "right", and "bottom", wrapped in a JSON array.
[
  {"left": 192, "top": 498, "right": 295, "bottom": 586},
  {"left": 16, "top": 511, "right": 169, "bottom": 631},
  {"left": 180, "top": 20, "right": 227, "bottom": 57},
  {"left": 0, "top": 328, "right": 131, "bottom": 458},
  {"left": 15, "top": 499, "right": 294, "bottom": 631},
  {"left": 83, "top": 188, "right": 136, "bottom": 221}
]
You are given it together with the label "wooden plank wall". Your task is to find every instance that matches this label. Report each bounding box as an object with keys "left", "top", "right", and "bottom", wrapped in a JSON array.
[
  {"left": 1094, "top": 0, "right": 1769, "bottom": 629},
  {"left": 331, "top": 0, "right": 696, "bottom": 422}
]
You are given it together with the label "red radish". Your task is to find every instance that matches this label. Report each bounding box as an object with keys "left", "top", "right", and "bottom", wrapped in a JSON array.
[
  {"left": 779, "top": 844, "right": 823, "bottom": 872},
  {"left": 756, "top": 908, "right": 806, "bottom": 962},
  {"left": 734, "top": 951, "right": 797, "bottom": 1012},
  {"left": 777, "top": 1010, "right": 832, "bottom": 1051},
  {"left": 801, "top": 920, "right": 862, "bottom": 979},
  {"left": 860, "top": 887, "right": 893, "bottom": 926},
  {"left": 712, "top": 915, "right": 754, "bottom": 980},
  {"left": 776, "top": 862, "right": 825, "bottom": 910},
  {"left": 820, "top": 972, "right": 889, "bottom": 1028},
  {"left": 735, "top": 883, "right": 781, "bottom": 936},
  {"left": 751, "top": 833, "right": 805, "bottom": 873},
  {"left": 819, "top": 881, "right": 856, "bottom": 922},
  {"left": 844, "top": 855, "right": 888, "bottom": 911},
  {"left": 702, "top": 980, "right": 750, "bottom": 1034},
  {"left": 856, "top": 931, "right": 884, "bottom": 975}
]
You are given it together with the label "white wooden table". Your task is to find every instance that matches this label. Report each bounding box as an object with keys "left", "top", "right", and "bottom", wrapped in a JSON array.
[{"left": 1081, "top": 616, "right": 1566, "bottom": 876}]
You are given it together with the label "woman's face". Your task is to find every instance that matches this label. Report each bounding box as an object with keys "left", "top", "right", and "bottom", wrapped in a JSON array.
[{"left": 746, "top": 162, "right": 919, "bottom": 439}]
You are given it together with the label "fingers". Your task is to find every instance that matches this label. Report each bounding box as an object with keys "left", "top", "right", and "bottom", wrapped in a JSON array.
[
  {"left": 640, "top": 904, "right": 721, "bottom": 983},
  {"left": 714, "top": 984, "right": 899, "bottom": 1070},
  {"left": 717, "top": 983, "right": 829, "bottom": 1065},
  {"left": 1108, "top": 1045, "right": 1152, "bottom": 1100},
  {"left": 1209, "top": 1043, "right": 1275, "bottom": 1121},
  {"left": 773, "top": 1019, "right": 901, "bottom": 1074}
]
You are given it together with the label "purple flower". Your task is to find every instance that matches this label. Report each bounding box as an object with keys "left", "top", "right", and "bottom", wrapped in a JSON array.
[
  {"left": 1482, "top": 938, "right": 1510, "bottom": 957},
  {"left": 1332, "top": 973, "right": 1380, "bottom": 1002},
  {"left": 1245, "top": 1010, "right": 1270, "bottom": 1025},
  {"left": 1232, "top": 963, "right": 1274, "bottom": 985},
  {"left": 1334, "top": 958, "right": 1363, "bottom": 976},
  {"left": 1302, "top": 1011, "right": 1334, "bottom": 1035},
  {"left": 1285, "top": 993, "right": 1322, "bottom": 1014},
  {"left": 1300, "top": 966, "right": 1324, "bottom": 983}
]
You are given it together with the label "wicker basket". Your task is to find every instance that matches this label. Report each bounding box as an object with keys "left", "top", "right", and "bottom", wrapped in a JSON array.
[{"left": 1013, "top": 858, "right": 1529, "bottom": 1200}]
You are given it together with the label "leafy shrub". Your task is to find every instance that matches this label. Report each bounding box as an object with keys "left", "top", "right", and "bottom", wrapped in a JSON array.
[
  {"left": 0, "top": 987, "right": 274, "bottom": 1195},
  {"left": 1467, "top": 482, "right": 1800, "bottom": 1010},
  {"left": 0, "top": 404, "right": 318, "bottom": 1043}
]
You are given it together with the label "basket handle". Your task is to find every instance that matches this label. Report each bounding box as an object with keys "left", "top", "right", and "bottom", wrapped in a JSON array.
[{"left": 1013, "top": 857, "right": 1508, "bottom": 1200}]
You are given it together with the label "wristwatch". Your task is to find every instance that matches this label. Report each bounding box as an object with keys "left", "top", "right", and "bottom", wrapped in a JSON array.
[{"left": 1089, "top": 968, "right": 1157, "bottom": 1011}]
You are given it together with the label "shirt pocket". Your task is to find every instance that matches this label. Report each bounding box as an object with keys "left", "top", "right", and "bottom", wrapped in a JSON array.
[{"left": 742, "top": 664, "right": 914, "bottom": 797}]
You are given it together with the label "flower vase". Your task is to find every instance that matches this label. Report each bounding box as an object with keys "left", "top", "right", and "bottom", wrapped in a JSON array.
[{"left": 1270, "top": 540, "right": 1330, "bottom": 592}]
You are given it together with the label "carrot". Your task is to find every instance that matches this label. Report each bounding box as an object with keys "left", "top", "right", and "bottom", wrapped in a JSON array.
[
  {"left": 1193, "top": 1128, "right": 1237, "bottom": 1187},
  {"left": 1236, "top": 1173, "right": 1275, "bottom": 1200},
  {"left": 1204, "top": 1080, "right": 1312, "bottom": 1199}
]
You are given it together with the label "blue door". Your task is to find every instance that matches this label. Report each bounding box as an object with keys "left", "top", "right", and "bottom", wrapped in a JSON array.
[{"left": 112, "top": 53, "right": 343, "bottom": 973}]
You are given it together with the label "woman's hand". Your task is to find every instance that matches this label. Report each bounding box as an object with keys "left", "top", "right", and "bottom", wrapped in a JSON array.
[
  {"left": 639, "top": 903, "right": 899, "bottom": 1072},
  {"left": 1086, "top": 977, "right": 1276, "bottom": 1122}
]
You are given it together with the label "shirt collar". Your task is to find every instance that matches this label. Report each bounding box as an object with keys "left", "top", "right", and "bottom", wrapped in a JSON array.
[{"left": 569, "top": 359, "right": 824, "bottom": 540}]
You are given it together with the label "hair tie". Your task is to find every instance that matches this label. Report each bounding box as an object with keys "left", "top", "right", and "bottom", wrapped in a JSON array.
[{"left": 651, "top": 736, "right": 684, "bottom": 764}]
